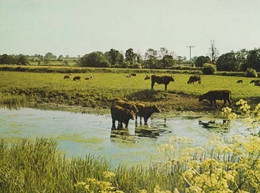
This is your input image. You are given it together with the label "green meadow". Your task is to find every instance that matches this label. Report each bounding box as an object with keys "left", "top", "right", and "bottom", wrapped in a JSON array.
[{"left": 0, "top": 70, "right": 259, "bottom": 112}]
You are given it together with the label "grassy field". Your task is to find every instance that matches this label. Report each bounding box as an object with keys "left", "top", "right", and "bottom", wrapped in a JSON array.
[{"left": 0, "top": 70, "right": 259, "bottom": 112}]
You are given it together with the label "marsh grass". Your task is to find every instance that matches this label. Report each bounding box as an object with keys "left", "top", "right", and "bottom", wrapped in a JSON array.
[{"left": 0, "top": 135, "right": 259, "bottom": 193}]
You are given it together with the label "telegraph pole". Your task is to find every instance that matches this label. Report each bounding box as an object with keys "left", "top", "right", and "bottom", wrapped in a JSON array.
[{"left": 186, "top": 45, "right": 195, "bottom": 66}]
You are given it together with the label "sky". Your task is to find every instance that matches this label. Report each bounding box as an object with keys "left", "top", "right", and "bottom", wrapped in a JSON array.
[{"left": 0, "top": 0, "right": 260, "bottom": 58}]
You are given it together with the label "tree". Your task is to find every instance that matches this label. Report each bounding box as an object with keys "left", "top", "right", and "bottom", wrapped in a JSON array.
[
  {"left": 105, "top": 49, "right": 124, "bottom": 66},
  {"left": 208, "top": 40, "right": 219, "bottom": 64},
  {"left": 0, "top": 54, "right": 16, "bottom": 64},
  {"left": 44, "top": 52, "right": 57, "bottom": 60},
  {"left": 17, "top": 55, "right": 29, "bottom": 65},
  {"left": 125, "top": 48, "right": 137, "bottom": 65},
  {"left": 243, "top": 49, "right": 260, "bottom": 71},
  {"left": 161, "top": 55, "right": 175, "bottom": 69},
  {"left": 194, "top": 56, "right": 209, "bottom": 67},
  {"left": 80, "top": 51, "right": 110, "bottom": 67},
  {"left": 236, "top": 49, "right": 248, "bottom": 70},
  {"left": 216, "top": 52, "right": 239, "bottom": 71},
  {"left": 58, "top": 55, "right": 64, "bottom": 61},
  {"left": 145, "top": 48, "right": 157, "bottom": 60}
]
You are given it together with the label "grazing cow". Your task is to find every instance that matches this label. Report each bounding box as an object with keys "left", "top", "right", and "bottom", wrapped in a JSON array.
[
  {"left": 199, "top": 90, "right": 232, "bottom": 108},
  {"left": 64, "top": 75, "right": 70, "bottom": 79},
  {"left": 85, "top": 77, "right": 90, "bottom": 80},
  {"left": 236, "top": 80, "right": 243, "bottom": 83},
  {"left": 144, "top": 75, "right": 150, "bottom": 80},
  {"left": 111, "top": 104, "right": 135, "bottom": 129},
  {"left": 151, "top": 75, "right": 174, "bottom": 91},
  {"left": 126, "top": 74, "right": 131, "bottom": 78},
  {"left": 135, "top": 103, "right": 160, "bottom": 125},
  {"left": 73, "top": 76, "right": 81, "bottom": 81},
  {"left": 250, "top": 80, "right": 256, "bottom": 84},
  {"left": 254, "top": 80, "right": 260, "bottom": 86},
  {"left": 89, "top": 75, "right": 94, "bottom": 78},
  {"left": 131, "top": 73, "right": 137, "bottom": 76},
  {"left": 187, "top": 75, "right": 201, "bottom": 84}
]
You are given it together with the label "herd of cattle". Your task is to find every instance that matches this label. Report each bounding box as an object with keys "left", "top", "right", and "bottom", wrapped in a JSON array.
[{"left": 62, "top": 73, "right": 258, "bottom": 129}]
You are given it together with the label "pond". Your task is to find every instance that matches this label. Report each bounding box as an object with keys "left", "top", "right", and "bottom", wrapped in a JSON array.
[{"left": 0, "top": 108, "right": 256, "bottom": 166}]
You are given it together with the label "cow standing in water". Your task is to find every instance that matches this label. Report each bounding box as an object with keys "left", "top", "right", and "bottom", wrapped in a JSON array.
[
  {"left": 199, "top": 90, "right": 232, "bottom": 108},
  {"left": 151, "top": 75, "right": 174, "bottom": 91},
  {"left": 110, "top": 99, "right": 138, "bottom": 129},
  {"left": 135, "top": 103, "right": 160, "bottom": 126}
]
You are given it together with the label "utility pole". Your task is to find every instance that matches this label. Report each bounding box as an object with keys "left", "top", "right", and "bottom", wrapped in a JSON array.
[{"left": 186, "top": 45, "right": 195, "bottom": 66}]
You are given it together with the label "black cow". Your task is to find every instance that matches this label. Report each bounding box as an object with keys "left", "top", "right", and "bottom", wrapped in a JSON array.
[
  {"left": 73, "top": 76, "right": 81, "bottom": 81},
  {"left": 236, "top": 80, "right": 243, "bottom": 83},
  {"left": 151, "top": 75, "right": 174, "bottom": 91},
  {"left": 187, "top": 75, "right": 201, "bottom": 84},
  {"left": 199, "top": 90, "right": 232, "bottom": 108}
]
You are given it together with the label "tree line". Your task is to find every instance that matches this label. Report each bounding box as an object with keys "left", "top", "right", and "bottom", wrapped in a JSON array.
[{"left": 0, "top": 46, "right": 259, "bottom": 72}]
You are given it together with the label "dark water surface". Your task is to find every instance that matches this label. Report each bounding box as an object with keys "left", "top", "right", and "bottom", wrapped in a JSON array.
[{"left": 0, "top": 108, "right": 255, "bottom": 166}]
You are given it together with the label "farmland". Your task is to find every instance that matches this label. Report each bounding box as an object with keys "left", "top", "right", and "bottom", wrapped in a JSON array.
[{"left": 0, "top": 68, "right": 259, "bottom": 113}]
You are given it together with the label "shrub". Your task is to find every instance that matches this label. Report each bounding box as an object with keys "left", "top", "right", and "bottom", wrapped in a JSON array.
[
  {"left": 130, "top": 63, "right": 142, "bottom": 69},
  {"left": 202, "top": 63, "right": 216, "bottom": 75},
  {"left": 245, "top": 68, "right": 258, "bottom": 77}
]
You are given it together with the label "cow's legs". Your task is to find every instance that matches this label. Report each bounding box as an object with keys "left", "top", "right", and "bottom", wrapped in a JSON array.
[
  {"left": 222, "top": 100, "right": 227, "bottom": 108},
  {"left": 151, "top": 81, "right": 155, "bottom": 89},
  {"left": 112, "top": 119, "right": 116, "bottom": 129},
  {"left": 140, "top": 117, "right": 142, "bottom": 125},
  {"left": 125, "top": 121, "right": 129, "bottom": 128},
  {"left": 164, "top": 84, "right": 167, "bottom": 91},
  {"left": 227, "top": 99, "right": 232, "bottom": 106},
  {"left": 117, "top": 122, "right": 123, "bottom": 129},
  {"left": 144, "top": 117, "right": 148, "bottom": 125},
  {"left": 213, "top": 100, "right": 218, "bottom": 108}
]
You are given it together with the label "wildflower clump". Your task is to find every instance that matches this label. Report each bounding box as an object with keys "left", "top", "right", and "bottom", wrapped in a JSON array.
[{"left": 75, "top": 171, "right": 123, "bottom": 193}]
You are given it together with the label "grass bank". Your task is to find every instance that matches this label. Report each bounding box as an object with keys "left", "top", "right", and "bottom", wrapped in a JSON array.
[
  {"left": 0, "top": 71, "right": 259, "bottom": 112},
  {"left": 0, "top": 136, "right": 259, "bottom": 193}
]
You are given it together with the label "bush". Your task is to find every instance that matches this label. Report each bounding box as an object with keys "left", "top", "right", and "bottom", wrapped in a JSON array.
[
  {"left": 202, "top": 63, "right": 216, "bottom": 75},
  {"left": 245, "top": 68, "right": 258, "bottom": 77},
  {"left": 130, "top": 63, "right": 142, "bottom": 69}
]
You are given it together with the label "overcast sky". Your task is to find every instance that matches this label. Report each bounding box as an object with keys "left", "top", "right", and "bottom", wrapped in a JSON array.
[{"left": 0, "top": 0, "right": 260, "bottom": 58}]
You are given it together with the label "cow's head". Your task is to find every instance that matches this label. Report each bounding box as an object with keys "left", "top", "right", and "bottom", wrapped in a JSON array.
[
  {"left": 199, "top": 95, "right": 203, "bottom": 102},
  {"left": 170, "top": 76, "right": 174, "bottom": 82},
  {"left": 153, "top": 105, "right": 160, "bottom": 113},
  {"left": 127, "top": 110, "right": 135, "bottom": 120}
]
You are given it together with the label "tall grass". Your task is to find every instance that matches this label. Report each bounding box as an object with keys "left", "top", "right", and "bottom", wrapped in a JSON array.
[{"left": 0, "top": 135, "right": 259, "bottom": 193}]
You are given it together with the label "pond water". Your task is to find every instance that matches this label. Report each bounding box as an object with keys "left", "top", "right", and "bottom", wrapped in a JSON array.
[{"left": 0, "top": 108, "right": 256, "bottom": 166}]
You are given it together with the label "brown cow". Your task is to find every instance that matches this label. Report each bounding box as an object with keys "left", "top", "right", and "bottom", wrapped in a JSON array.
[
  {"left": 199, "top": 90, "right": 232, "bottom": 108},
  {"left": 131, "top": 73, "right": 137, "bottom": 76},
  {"left": 135, "top": 103, "right": 160, "bottom": 125},
  {"left": 187, "top": 75, "right": 201, "bottom": 84},
  {"left": 236, "top": 80, "right": 243, "bottom": 83},
  {"left": 111, "top": 104, "right": 135, "bottom": 129},
  {"left": 64, "top": 75, "right": 71, "bottom": 79},
  {"left": 254, "top": 80, "right": 260, "bottom": 86},
  {"left": 151, "top": 75, "right": 174, "bottom": 91},
  {"left": 73, "top": 76, "right": 81, "bottom": 81},
  {"left": 111, "top": 99, "right": 138, "bottom": 129}
]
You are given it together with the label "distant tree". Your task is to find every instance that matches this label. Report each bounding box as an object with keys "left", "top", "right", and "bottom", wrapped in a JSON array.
[
  {"left": 195, "top": 56, "right": 210, "bottom": 67},
  {"left": 66, "top": 55, "right": 69, "bottom": 59},
  {"left": 236, "top": 49, "right": 248, "bottom": 70},
  {"left": 105, "top": 49, "right": 124, "bottom": 66},
  {"left": 58, "top": 55, "right": 64, "bottom": 61},
  {"left": 243, "top": 49, "right": 260, "bottom": 71},
  {"left": 145, "top": 48, "right": 157, "bottom": 60},
  {"left": 80, "top": 52, "right": 110, "bottom": 67},
  {"left": 208, "top": 40, "right": 219, "bottom": 64},
  {"left": 161, "top": 55, "right": 175, "bottom": 69},
  {"left": 144, "top": 56, "right": 159, "bottom": 69},
  {"left": 125, "top": 48, "right": 137, "bottom": 65},
  {"left": 17, "top": 55, "right": 29, "bottom": 65},
  {"left": 0, "top": 54, "right": 16, "bottom": 64},
  {"left": 136, "top": 54, "right": 143, "bottom": 64},
  {"left": 216, "top": 52, "right": 239, "bottom": 71},
  {"left": 44, "top": 52, "right": 57, "bottom": 60}
]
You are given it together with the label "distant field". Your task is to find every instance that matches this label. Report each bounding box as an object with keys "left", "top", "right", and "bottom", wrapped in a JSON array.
[{"left": 0, "top": 70, "right": 259, "bottom": 112}]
